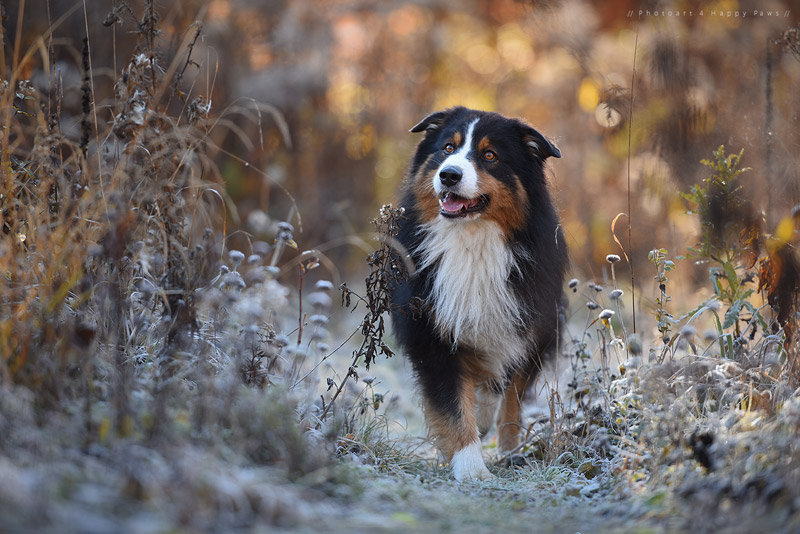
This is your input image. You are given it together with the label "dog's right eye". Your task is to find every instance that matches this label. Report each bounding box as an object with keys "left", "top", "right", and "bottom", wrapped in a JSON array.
[{"left": 443, "top": 143, "right": 455, "bottom": 154}]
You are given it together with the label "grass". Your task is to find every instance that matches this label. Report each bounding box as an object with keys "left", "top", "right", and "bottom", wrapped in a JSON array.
[{"left": 2, "top": 3, "right": 800, "bottom": 533}]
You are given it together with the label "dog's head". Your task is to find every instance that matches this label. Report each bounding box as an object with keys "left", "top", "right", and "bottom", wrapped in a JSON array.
[{"left": 407, "top": 106, "right": 560, "bottom": 233}]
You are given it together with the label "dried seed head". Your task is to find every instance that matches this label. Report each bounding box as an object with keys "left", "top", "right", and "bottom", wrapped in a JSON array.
[
  {"left": 245, "top": 268, "right": 267, "bottom": 286},
  {"left": 598, "top": 309, "right": 615, "bottom": 320},
  {"left": 229, "top": 249, "right": 245, "bottom": 267},
  {"left": 135, "top": 279, "right": 156, "bottom": 299},
  {"left": 627, "top": 334, "right": 643, "bottom": 356},
  {"left": 308, "top": 291, "right": 333, "bottom": 310},
  {"left": 568, "top": 278, "right": 579, "bottom": 290},
  {"left": 606, "top": 254, "right": 621, "bottom": 264},
  {"left": 219, "top": 271, "right": 246, "bottom": 291},
  {"left": 315, "top": 280, "right": 334, "bottom": 292},
  {"left": 610, "top": 289, "right": 624, "bottom": 300},
  {"left": 587, "top": 301, "right": 600, "bottom": 310},
  {"left": 310, "top": 314, "right": 329, "bottom": 326},
  {"left": 247, "top": 254, "right": 262, "bottom": 265},
  {"left": 679, "top": 325, "right": 697, "bottom": 338},
  {"left": 311, "top": 327, "right": 329, "bottom": 341},
  {"left": 702, "top": 329, "right": 718, "bottom": 342}
]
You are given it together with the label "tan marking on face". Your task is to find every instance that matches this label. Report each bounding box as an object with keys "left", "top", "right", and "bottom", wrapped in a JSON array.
[
  {"left": 409, "top": 154, "right": 440, "bottom": 223},
  {"left": 497, "top": 370, "right": 534, "bottom": 453},
  {"left": 478, "top": 136, "right": 492, "bottom": 152},
  {"left": 478, "top": 171, "right": 529, "bottom": 235},
  {"left": 453, "top": 131, "right": 462, "bottom": 147}
]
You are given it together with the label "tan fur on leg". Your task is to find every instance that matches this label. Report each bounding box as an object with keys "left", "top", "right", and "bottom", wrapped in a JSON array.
[
  {"left": 423, "top": 374, "right": 479, "bottom": 459},
  {"left": 423, "top": 373, "right": 492, "bottom": 481},
  {"left": 497, "top": 371, "right": 532, "bottom": 453}
]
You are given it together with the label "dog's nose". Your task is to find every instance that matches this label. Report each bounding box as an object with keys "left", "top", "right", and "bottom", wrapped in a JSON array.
[{"left": 439, "top": 166, "right": 462, "bottom": 187}]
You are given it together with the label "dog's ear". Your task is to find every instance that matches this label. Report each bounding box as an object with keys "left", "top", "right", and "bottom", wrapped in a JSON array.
[
  {"left": 409, "top": 110, "right": 449, "bottom": 133},
  {"left": 521, "top": 125, "right": 561, "bottom": 160}
]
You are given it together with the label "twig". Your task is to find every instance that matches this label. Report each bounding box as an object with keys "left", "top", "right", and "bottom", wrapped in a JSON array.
[
  {"left": 496, "top": 438, "right": 531, "bottom": 465},
  {"left": 296, "top": 264, "right": 305, "bottom": 347},
  {"left": 79, "top": 37, "right": 91, "bottom": 159},
  {"left": 765, "top": 38, "right": 774, "bottom": 229},
  {"left": 82, "top": 0, "right": 108, "bottom": 220},
  {"left": 627, "top": 29, "right": 639, "bottom": 334},
  {"left": 290, "top": 326, "right": 361, "bottom": 389},
  {"left": 318, "top": 336, "right": 366, "bottom": 423},
  {"left": 174, "top": 23, "right": 203, "bottom": 102}
]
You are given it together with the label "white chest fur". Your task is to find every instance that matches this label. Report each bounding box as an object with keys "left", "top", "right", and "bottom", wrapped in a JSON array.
[{"left": 417, "top": 219, "right": 528, "bottom": 375}]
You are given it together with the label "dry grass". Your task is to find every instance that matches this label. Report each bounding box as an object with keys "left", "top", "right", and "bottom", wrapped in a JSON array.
[
  {"left": 0, "top": 3, "right": 356, "bottom": 531},
  {"left": 2, "top": 3, "right": 800, "bottom": 533}
]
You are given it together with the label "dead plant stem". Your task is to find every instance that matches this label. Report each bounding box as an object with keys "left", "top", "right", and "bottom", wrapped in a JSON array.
[{"left": 627, "top": 30, "right": 639, "bottom": 334}]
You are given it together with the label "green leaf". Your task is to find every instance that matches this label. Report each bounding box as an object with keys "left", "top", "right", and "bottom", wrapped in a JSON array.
[
  {"left": 723, "top": 262, "right": 738, "bottom": 292},
  {"left": 711, "top": 311, "right": 727, "bottom": 359},
  {"left": 725, "top": 332, "right": 735, "bottom": 359},
  {"left": 712, "top": 275, "right": 723, "bottom": 297},
  {"left": 742, "top": 301, "right": 768, "bottom": 330},
  {"left": 723, "top": 300, "right": 743, "bottom": 329}
]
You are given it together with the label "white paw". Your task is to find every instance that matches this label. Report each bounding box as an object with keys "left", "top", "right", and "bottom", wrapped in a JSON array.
[{"left": 452, "top": 441, "right": 493, "bottom": 482}]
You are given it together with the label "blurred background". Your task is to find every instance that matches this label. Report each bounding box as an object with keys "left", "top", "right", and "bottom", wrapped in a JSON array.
[
  {"left": 4, "top": 4, "right": 800, "bottom": 529},
  {"left": 7, "top": 0, "right": 800, "bottom": 323}
]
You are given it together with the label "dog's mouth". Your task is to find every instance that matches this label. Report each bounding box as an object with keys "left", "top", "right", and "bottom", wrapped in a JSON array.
[{"left": 439, "top": 192, "right": 490, "bottom": 218}]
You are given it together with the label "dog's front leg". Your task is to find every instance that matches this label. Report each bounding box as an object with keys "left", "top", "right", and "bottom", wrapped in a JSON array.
[
  {"left": 497, "top": 369, "right": 536, "bottom": 453},
  {"left": 421, "top": 370, "right": 492, "bottom": 482},
  {"left": 475, "top": 384, "right": 502, "bottom": 437}
]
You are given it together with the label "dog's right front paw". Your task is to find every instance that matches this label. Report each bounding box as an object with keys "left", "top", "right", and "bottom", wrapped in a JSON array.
[{"left": 452, "top": 441, "right": 493, "bottom": 482}]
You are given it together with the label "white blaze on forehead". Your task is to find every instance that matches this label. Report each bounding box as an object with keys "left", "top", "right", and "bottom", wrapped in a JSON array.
[{"left": 433, "top": 118, "right": 480, "bottom": 198}]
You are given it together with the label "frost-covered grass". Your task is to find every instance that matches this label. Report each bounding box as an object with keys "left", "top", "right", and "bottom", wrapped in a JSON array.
[
  {"left": 2, "top": 4, "right": 800, "bottom": 534},
  {"left": 332, "top": 194, "right": 800, "bottom": 533},
  {"left": 0, "top": 5, "right": 354, "bottom": 532}
]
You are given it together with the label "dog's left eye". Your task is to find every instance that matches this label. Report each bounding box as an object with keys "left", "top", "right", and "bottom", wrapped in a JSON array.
[
  {"left": 482, "top": 150, "right": 497, "bottom": 161},
  {"left": 444, "top": 143, "right": 455, "bottom": 154}
]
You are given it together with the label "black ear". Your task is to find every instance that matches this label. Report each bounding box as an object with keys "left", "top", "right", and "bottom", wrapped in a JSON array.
[
  {"left": 409, "top": 110, "right": 449, "bottom": 133},
  {"left": 521, "top": 125, "right": 561, "bottom": 159}
]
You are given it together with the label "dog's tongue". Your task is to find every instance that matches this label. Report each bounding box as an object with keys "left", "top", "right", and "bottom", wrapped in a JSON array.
[{"left": 441, "top": 193, "right": 476, "bottom": 213}]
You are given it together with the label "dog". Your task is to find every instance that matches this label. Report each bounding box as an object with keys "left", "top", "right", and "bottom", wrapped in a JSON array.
[{"left": 390, "top": 107, "right": 567, "bottom": 481}]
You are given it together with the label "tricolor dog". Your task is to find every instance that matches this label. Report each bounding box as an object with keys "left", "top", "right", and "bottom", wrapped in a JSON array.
[{"left": 391, "top": 107, "right": 567, "bottom": 481}]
